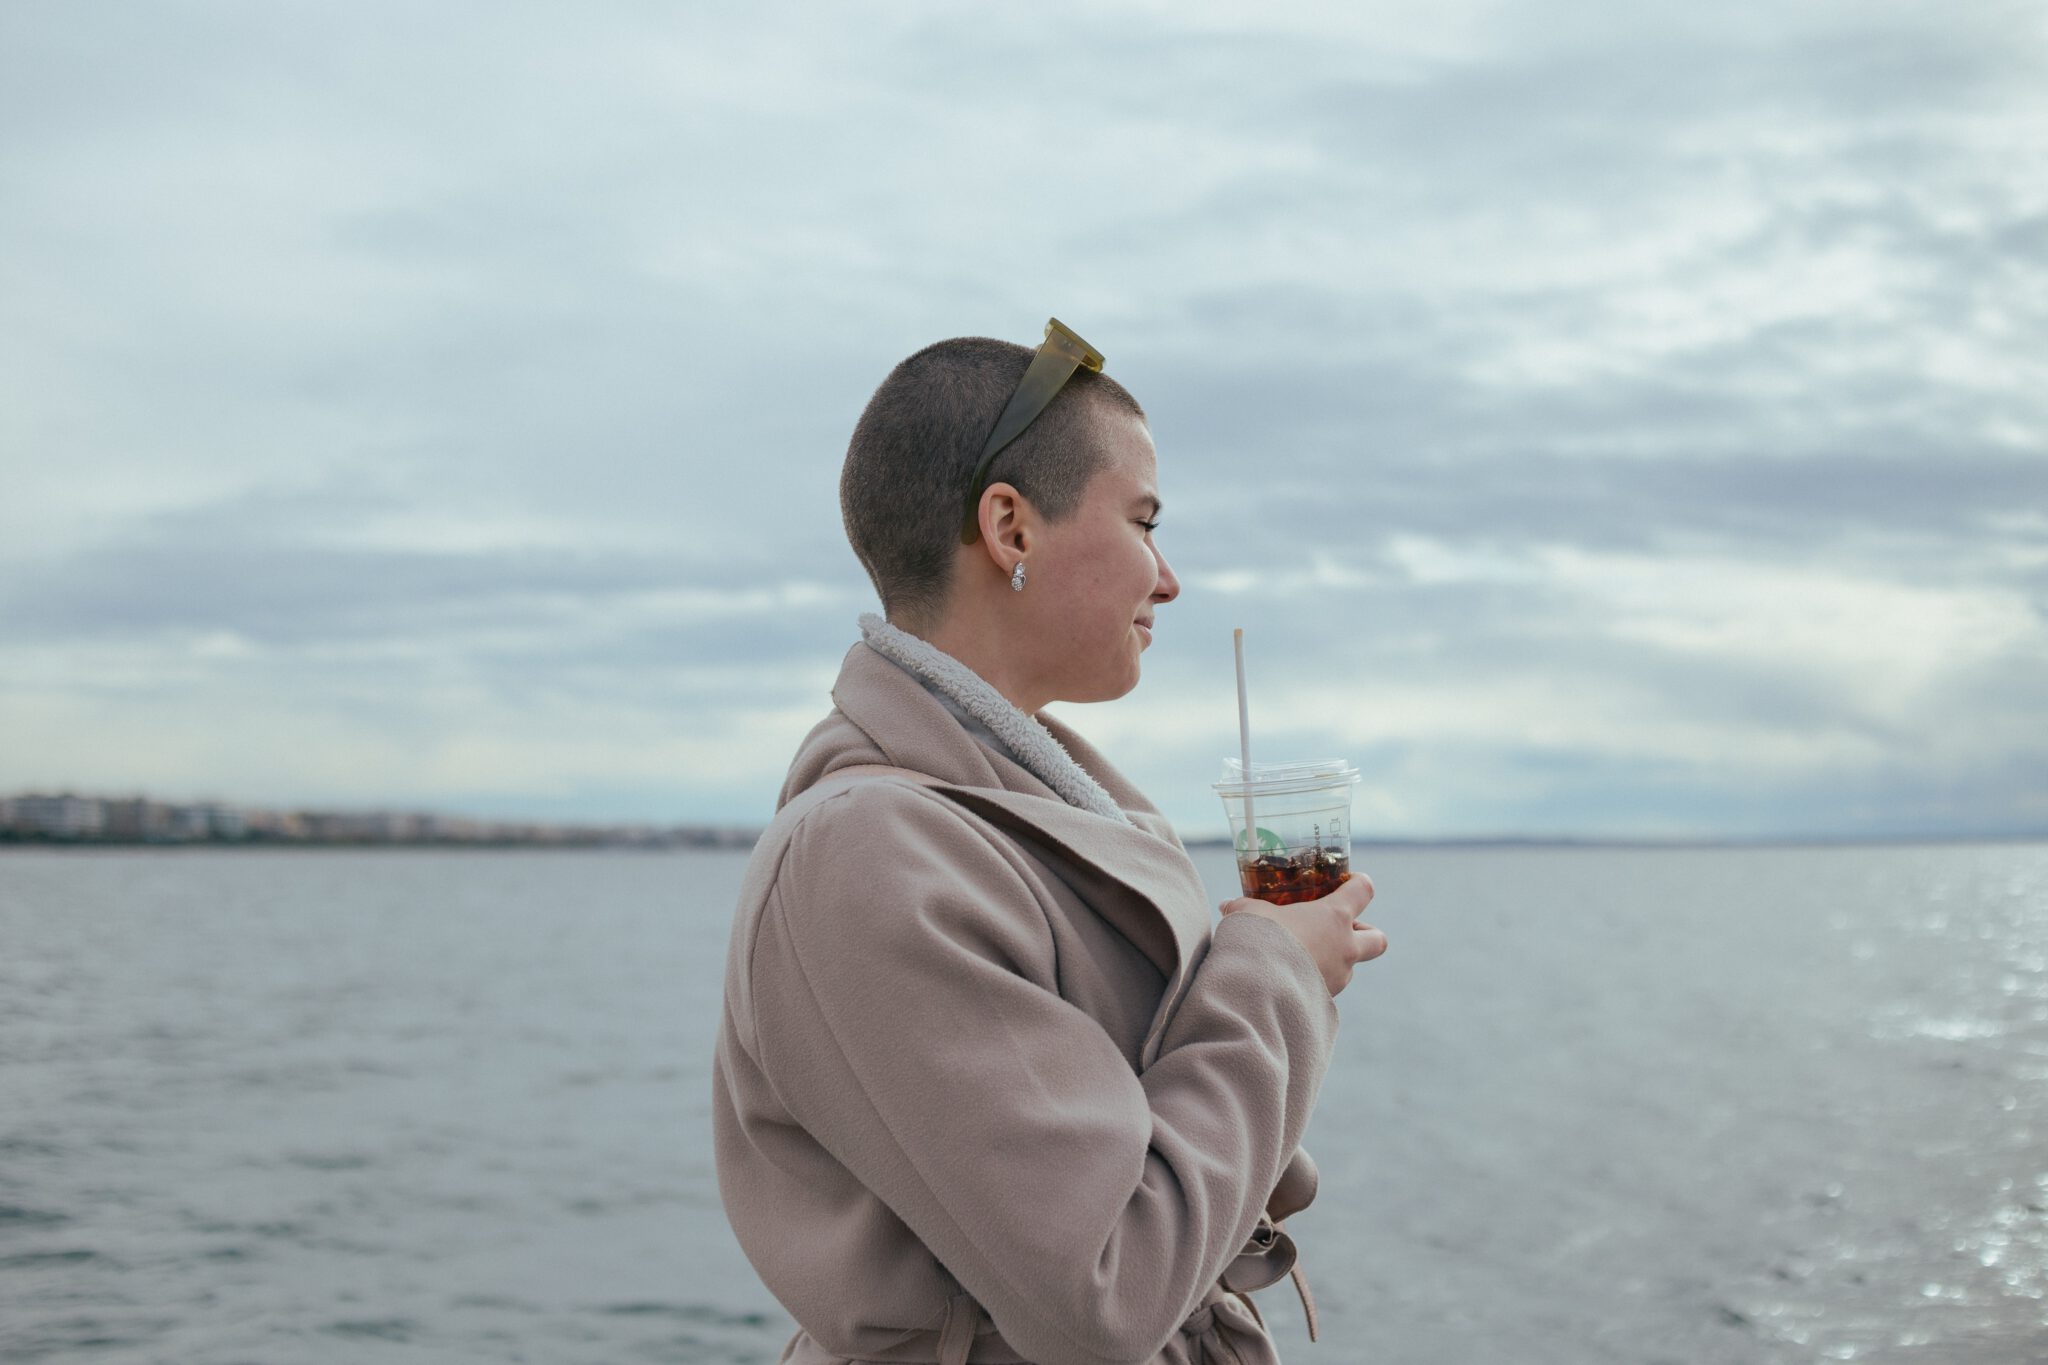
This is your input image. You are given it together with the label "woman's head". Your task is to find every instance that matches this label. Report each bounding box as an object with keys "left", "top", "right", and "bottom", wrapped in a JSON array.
[
  {"left": 842, "top": 337, "right": 1145, "bottom": 626},
  {"left": 841, "top": 334, "right": 1178, "bottom": 711}
]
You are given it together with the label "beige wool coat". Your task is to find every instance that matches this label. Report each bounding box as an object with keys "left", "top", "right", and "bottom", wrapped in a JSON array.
[{"left": 712, "top": 641, "right": 1342, "bottom": 1365}]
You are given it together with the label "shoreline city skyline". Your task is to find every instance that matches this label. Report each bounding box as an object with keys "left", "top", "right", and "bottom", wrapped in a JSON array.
[
  {"left": 4, "top": 787, "right": 2041, "bottom": 853},
  {"left": 0, "top": 788, "right": 756, "bottom": 851}
]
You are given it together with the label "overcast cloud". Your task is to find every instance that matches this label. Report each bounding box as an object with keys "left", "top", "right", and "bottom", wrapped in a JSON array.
[{"left": 3, "top": 1, "right": 2043, "bottom": 838}]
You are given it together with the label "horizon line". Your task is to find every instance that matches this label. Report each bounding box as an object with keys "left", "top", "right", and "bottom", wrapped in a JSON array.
[{"left": 3, "top": 788, "right": 2043, "bottom": 852}]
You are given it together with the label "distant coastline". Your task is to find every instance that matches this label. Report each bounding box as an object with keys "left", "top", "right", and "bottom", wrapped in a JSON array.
[
  {"left": 4, "top": 789, "right": 2038, "bottom": 853},
  {"left": 0, "top": 790, "right": 758, "bottom": 850}
]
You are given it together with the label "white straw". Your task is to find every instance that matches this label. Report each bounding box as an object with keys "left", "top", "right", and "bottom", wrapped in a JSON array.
[{"left": 1233, "top": 628, "right": 1255, "bottom": 858}]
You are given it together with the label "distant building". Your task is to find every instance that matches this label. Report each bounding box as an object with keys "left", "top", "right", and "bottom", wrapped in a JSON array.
[
  {"left": 300, "top": 811, "right": 369, "bottom": 842},
  {"left": 196, "top": 803, "right": 247, "bottom": 839},
  {"left": 240, "top": 807, "right": 305, "bottom": 840},
  {"left": 9, "top": 793, "right": 106, "bottom": 838},
  {"left": 371, "top": 812, "right": 425, "bottom": 842},
  {"left": 160, "top": 805, "right": 209, "bottom": 841},
  {"left": 103, "top": 798, "right": 177, "bottom": 841},
  {"left": 1, "top": 787, "right": 759, "bottom": 849}
]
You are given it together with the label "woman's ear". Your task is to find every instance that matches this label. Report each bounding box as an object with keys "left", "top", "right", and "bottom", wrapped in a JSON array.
[{"left": 977, "top": 482, "right": 1032, "bottom": 564}]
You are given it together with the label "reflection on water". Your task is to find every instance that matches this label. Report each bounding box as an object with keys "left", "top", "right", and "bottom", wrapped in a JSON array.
[{"left": 2, "top": 842, "right": 2045, "bottom": 1364}]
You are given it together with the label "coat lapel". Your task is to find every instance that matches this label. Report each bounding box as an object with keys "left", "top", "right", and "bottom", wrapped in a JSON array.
[
  {"left": 940, "top": 788, "right": 1209, "bottom": 978},
  {"left": 825, "top": 639, "right": 1220, "bottom": 1069},
  {"left": 948, "top": 790, "right": 1221, "bottom": 1071}
]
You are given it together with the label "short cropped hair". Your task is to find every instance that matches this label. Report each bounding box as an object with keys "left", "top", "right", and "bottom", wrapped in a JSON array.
[{"left": 841, "top": 336, "right": 1146, "bottom": 625}]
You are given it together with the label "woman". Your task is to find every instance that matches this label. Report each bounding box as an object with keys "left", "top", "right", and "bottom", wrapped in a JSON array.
[{"left": 712, "top": 320, "right": 1387, "bottom": 1365}]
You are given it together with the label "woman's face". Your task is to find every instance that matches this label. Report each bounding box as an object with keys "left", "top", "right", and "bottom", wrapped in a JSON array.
[{"left": 1019, "top": 411, "right": 1180, "bottom": 706}]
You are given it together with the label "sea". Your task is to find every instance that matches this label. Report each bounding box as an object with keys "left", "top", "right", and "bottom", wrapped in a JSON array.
[{"left": 2, "top": 841, "right": 2046, "bottom": 1364}]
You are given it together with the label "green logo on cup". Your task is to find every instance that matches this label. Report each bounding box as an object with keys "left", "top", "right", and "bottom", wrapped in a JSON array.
[{"left": 1233, "top": 826, "right": 1287, "bottom": 855}]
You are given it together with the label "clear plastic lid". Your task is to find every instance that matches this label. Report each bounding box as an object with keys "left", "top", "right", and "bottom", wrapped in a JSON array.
[{"left": 1212, "top": 758, "right": 1361, "bottom": 799}]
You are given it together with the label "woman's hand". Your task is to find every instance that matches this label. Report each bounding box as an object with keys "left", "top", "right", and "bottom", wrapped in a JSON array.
[{"left": 1219, "top": 872, "right": 1386, "bottom": 997}]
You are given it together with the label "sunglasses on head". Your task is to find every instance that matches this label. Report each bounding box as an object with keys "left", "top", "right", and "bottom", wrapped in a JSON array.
[{"left": 959, "top": 317, "right": 1105, "bottom": 545}]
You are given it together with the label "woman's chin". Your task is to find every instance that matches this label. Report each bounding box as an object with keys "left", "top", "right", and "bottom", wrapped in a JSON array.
[{"left": 1059, "top": 663, "right": 1142, "bottom": 706}]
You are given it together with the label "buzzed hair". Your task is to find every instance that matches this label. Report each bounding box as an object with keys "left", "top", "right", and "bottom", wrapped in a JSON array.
[{"left": 841, "top": 335, "right": 1146, "bottom": 625}]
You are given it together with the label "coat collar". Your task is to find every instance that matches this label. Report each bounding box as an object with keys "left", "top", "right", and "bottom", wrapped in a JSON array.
[
  {"left": 823, "top": 641, "right": 1215, "bottom": 1066},
  {"left": 857, "top": 614, "right": 1130, "bottom": 823},
  {"left": 827, "top": 641, "right": 1014, "bottom": 793}
]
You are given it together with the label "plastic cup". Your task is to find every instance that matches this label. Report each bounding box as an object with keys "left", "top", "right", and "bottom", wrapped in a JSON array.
[{"left": 1212, "top": 758, "right": 1361, "bottom": 906}]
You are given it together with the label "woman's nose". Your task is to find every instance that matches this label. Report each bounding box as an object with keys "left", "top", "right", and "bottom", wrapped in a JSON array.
[{"left": 1153, "top": 546, "right": 1180, "bottom": 603}]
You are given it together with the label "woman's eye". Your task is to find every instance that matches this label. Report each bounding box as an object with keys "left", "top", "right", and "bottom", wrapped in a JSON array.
[{"left": 1136, "top": 519, "right": 1159, "bottom": 533}]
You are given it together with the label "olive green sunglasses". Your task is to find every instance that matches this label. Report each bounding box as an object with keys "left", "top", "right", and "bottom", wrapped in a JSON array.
[{"left": 959, "top": 317, "right": 1106, "bottom": 544}]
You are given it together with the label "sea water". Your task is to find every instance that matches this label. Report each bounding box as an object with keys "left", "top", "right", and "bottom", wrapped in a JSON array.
[{"left": 2, "top": 842, "right": 2044, "bottom": 1363}]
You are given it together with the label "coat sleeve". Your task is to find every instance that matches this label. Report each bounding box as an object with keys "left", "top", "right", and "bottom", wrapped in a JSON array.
[{"left": 744, "top": 786, "right": 1339, "bottom": 1365}]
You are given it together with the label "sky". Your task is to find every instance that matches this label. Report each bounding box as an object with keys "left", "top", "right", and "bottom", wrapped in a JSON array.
[{"left": 2, "top": 1, "right": 2044, "bottom": 841}]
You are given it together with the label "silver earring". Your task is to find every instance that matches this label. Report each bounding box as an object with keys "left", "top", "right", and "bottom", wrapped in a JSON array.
[{"left": 1010, "top": 561, "right": 1026, "bottom": 592}]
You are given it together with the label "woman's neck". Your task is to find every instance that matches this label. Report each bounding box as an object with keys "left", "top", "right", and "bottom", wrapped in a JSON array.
[{"left": 895, "top": 609, "right": 1048, "bottom": 715}]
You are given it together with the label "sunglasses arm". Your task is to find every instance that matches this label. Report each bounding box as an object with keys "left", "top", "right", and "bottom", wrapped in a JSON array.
[{"left": 959, "top": 320, "right": 1106, "bottom": 544}]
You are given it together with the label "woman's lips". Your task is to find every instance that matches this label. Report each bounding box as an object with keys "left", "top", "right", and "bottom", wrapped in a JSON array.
[{"left": 1135, "top": 619, "right": 1154, "bottom": 646}]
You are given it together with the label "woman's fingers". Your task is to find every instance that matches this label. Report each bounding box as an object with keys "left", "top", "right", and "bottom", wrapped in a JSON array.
[{"left": 1327, "top": 877, "right": 1382, "bottom": 957}]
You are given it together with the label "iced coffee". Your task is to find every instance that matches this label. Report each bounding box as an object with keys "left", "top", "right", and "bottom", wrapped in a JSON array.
[{"left": 1213, "top": 759, "right": 1361, "bottom": 907}]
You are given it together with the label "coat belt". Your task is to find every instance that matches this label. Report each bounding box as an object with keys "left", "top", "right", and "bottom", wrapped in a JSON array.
[{"left": 777, "top": 1252, "right": 1316, "bottom": 1364}]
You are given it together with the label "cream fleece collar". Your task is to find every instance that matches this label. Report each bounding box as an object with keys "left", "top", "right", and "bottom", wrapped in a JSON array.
[{"left": 857, "top": 613, "right": 1132, "bottom": 825}]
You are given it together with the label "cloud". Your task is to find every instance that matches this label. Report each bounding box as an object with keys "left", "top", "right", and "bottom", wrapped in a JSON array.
[{"left": 1, "top": 1, "right": 2042, "bottom": 834}]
